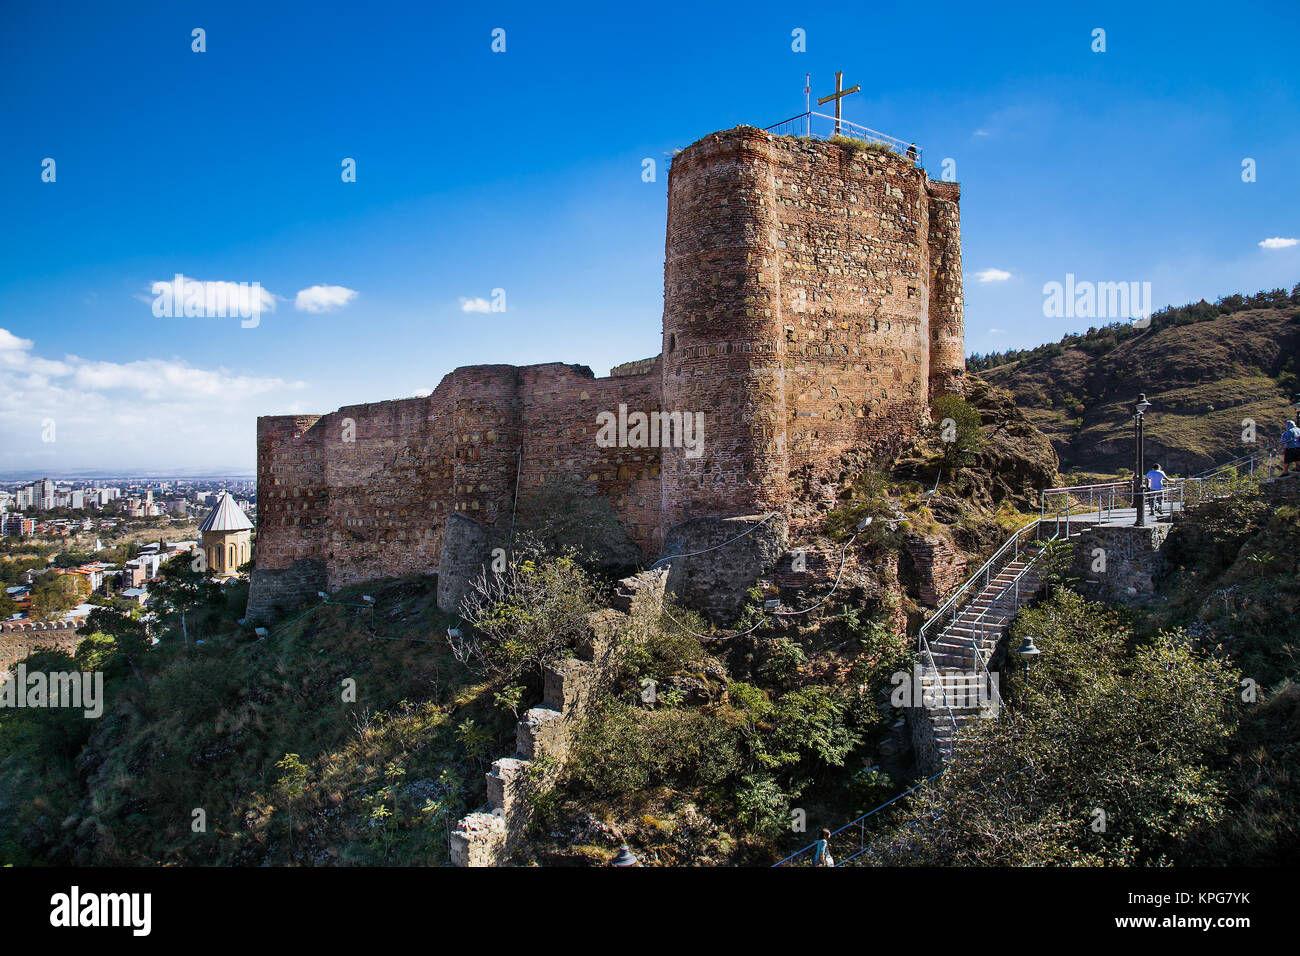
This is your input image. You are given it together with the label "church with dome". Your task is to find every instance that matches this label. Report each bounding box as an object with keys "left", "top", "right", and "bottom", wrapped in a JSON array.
[{"left": 198, "top": 492, "right": 253, "bottom": 581}]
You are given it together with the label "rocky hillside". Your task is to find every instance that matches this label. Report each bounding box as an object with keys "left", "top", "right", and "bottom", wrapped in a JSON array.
[{"left": 976, "top": 291, "right": 1300, "bottom": 476}]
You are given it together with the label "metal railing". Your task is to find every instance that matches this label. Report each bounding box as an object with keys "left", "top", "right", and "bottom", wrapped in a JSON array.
[
  {"left": 917, "top": 517, "right": 1045, "bottom": 653},
  {"left": 772, "top": 769, "right": 946, "bottom": 867},
  {"left": 763, "top": 111, "right": 922, "bottom": 166},
  {"left": 1040, "top": 480, "right": 1131, "bottom": 530},
  {"left": 962, "top": 527, "right": 1059, "bottom": 711},
  {"left": 917, "top": 632, "right": 962, "bottom": 738},
  {"left": 1041, "top": 450, "right": 1275, "bottom": 529}
]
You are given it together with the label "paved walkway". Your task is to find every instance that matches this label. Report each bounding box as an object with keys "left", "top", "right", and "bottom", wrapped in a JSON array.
[{"left": 1051, "top": 503, "right": 1182, "bottom": 529}]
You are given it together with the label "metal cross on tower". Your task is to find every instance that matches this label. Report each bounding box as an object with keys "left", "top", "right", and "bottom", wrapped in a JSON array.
[{"left": 817, "top": 70, "right": 860, "bottom": 135}]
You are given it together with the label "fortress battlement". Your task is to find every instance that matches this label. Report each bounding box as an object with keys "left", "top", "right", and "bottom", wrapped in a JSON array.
[{"left": 248, "top": 125, "right": 964, "bottom": 623}]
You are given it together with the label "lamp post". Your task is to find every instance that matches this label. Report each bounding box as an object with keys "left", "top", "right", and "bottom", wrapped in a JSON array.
[
  {"left": 611, "top": 845, "right": 638, "bottom": 866},
  {"left": 1015, "top": 636, "right": 1041, "bottom": 685},
  {"left": 1133, "top": 393, "right": 1152, "bottom": 527}
]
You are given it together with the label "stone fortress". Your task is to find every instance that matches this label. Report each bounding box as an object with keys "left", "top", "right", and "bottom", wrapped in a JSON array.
[{"left": 247, "top": 123, "right": 964, "bottom": 623}]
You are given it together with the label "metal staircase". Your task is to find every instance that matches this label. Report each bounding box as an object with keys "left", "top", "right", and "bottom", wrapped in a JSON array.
[{"left": 915, "top": 519, "right": 1058, "bottom": 764}]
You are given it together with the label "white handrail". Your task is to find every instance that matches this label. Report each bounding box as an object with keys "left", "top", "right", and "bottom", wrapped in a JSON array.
[
  {"left": 763, "top": 111, "right": 922, "bottom": 164},
  {"left": 918, "top": 517, "right": 1042, "bottom": 649}
]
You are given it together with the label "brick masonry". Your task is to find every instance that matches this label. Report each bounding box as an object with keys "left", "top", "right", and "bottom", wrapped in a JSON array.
[
  {"left": 0, "top": 620, "right": 83, "bottom": 677},
  {"left": 904, "top": 536, "right": 967, "bottom": 606},
  {"left": 251, "top": 126, "right": 964, "bottom": 619}
]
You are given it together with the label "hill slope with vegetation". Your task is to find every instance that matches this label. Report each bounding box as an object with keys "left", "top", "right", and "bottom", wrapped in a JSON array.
[{"left": 972, "top": 286, "right": 1300, "bottom": 476}]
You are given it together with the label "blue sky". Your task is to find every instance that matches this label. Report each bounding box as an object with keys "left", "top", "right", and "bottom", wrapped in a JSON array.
[{"left": 1, "top": 0, "right": 1297, "bottom": 474}]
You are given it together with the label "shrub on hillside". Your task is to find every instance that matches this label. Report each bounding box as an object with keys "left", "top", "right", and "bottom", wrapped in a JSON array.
[
  {"left": 931, "top": 394, "right": 986, "bottom": 470},
  {"left": 454, "top": 545, "right": 598, "bottom": 685}
]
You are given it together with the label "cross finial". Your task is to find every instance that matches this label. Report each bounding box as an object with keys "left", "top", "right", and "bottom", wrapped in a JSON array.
[{"left": 816, "top": 70, "right": 860, "bottom": 136}]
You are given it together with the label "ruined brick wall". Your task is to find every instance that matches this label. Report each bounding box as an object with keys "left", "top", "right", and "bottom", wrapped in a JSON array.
[
  {"left": 660, "top": 127, "right": 963, "bottom": 537},
  {"left": 904, "top": 536, "right": 967, "bottom": 606},
  {"left": 251, "top": 125, "right": 964, "bottom": 618},
  {"left": 0, "top": 620, "right": 83, "bottom": 676},
  {"left": 449, "top": 571, "right": 667, "bottom": 866},
  {"left": 927, "top": 181, "right": 965, "bottom": 396},
  {"left": 252, "top": 362, "right": 669, "bottom": 612},
  {"left": 515, "top": 361, "right": 664, "bottom": 556},
  {"left": 255, "top": 415, "right": 329, "bottom": 572}
]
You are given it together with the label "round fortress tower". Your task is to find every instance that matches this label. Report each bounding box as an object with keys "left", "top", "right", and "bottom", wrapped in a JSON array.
[
  {"left": 926, "top": 180, "right": 965, "bottom": 396},
  {"left": 661, "top": 126, "right": 963, "bottom": 536},
  {"left": 660, "top": 127, "right": 790, "bottom": 530}
]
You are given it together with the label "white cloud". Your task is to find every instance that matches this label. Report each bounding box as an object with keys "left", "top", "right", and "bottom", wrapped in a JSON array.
[
  {"left": 973, "top": 129, "right": 990, "bottom": 137},
  {"left": 975, "top": 268, "right": 1012, "bottom": 282},
  {"left": 459, "top": 296, "right": 492, "bottom": 313},
  {"left": 1259, "top": 237, "right": 1298, "bottom": 249},
  {"left": 148, "top": 277, "right": 275, "bottom": 318},
  {"left": 987, "top": 328, "right": 1004, "bottom": 334},
  {"left": 295, "top": 284, "right": 359, "bottom": 313},
  {"left": 0, "top": 327, "right": 307, "bottom": 472}
]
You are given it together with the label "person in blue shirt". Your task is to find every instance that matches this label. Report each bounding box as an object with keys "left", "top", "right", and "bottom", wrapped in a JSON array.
[
  {"left": 1145, "top": 463, "right": 1169, "bottom": 515},
  {"left": 1281, "top": 420, "right": 1300, "bottom": 476},
  {"left": 813, "top": 828, "right": 835, "bottom": 867}
]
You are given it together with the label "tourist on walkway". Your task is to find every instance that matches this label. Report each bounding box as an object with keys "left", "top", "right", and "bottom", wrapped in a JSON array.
[
  {"left": 814, "top": 828, "right": 835, "bottom": 867},
  {"left": 1281, "top": 421, "right": 1300, "bottom": 476},
  {"left": 1145, "top": 464, "right": 1169, "bottom": 515}
]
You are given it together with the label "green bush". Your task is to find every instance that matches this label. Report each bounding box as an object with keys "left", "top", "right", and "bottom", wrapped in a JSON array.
[
  {"left": 931, "top": 394, "right": 986, "bottom": 469},
  {"left": 568, "top": 698, "right": 746, "bottom": 797},
  {"left": 457, "top": 546, "right": 598, "bottom": 684}
]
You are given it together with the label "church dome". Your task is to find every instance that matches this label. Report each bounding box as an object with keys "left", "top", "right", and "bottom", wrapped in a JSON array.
[{"left": 198, "top": 492, "right": 253, "bottom": 533}]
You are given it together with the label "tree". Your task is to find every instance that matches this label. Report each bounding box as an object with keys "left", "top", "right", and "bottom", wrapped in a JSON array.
[
  {"left": 28, "top": 572, "right": 89, "bottom": 621},
  {"left": 452, "top": 545, "right": 598, "bottom": 684},
  {"left": 149, "top": 553, "right": 224, "bottom": 642},
  {"left": 77, "top": 605, "right": 149, "bottom": 680},
  {"left": 931, "top": 394, "right": 986, "bottom": 470}
]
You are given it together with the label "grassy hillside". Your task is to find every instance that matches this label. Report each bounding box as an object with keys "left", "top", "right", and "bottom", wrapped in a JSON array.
[
  {"left": 0, "top": 575, "right": 502, "bottom": 866},
  {"left": 976, "top": 289, "right": 1300, "bottom": 475}
]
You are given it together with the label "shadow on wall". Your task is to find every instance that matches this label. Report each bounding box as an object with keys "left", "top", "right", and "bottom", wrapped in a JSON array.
[
  {"left": 661, "top": 513, "right": 790, "bottom": 624},
  {"left": 514, "top": 479, "right": 644, "bottom": 573}
]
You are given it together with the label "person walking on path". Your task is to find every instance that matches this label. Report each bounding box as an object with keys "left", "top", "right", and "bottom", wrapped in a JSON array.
[
  {"left": 1280, "top": 421, "right": 1300, "bottom": 477},
  {"left": 813, "top": 828, "right": 835, "bottom": 867},
  {"left": 1145, "top": 463, "right": 1169, "bottom": 515}
]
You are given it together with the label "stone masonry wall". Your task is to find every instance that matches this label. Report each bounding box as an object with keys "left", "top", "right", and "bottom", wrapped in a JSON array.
[
  {"left": 251, "top": 125, "right": 963, "bottom": 623},
  {"left": 0, "top": 620, "right": 84, "bottom": 676},
  {"left": 1073, "top": 523, "right": 1172, "bottom": 605},
  {"left": 661, "top": 513, "right": 789, "bottom": 623}
]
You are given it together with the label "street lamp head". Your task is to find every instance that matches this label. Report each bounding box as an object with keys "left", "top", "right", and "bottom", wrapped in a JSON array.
[
  {"left": 1016, "top": 636, "right": 1041, "bottom": 658},
  {"left": 1136, "top": 393, "right": 1151, "bottom": 416},
  {"left": 611, "top": 845, "right": 638, "bottom": 866}
]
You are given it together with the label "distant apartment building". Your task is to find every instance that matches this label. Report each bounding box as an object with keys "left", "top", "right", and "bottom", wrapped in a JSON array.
[
  {"left": 1, "top": 514, "right": 35, "bottom": 536},
  {"left": 120, "top": 561, "right": 146, "bottom": 589}
]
